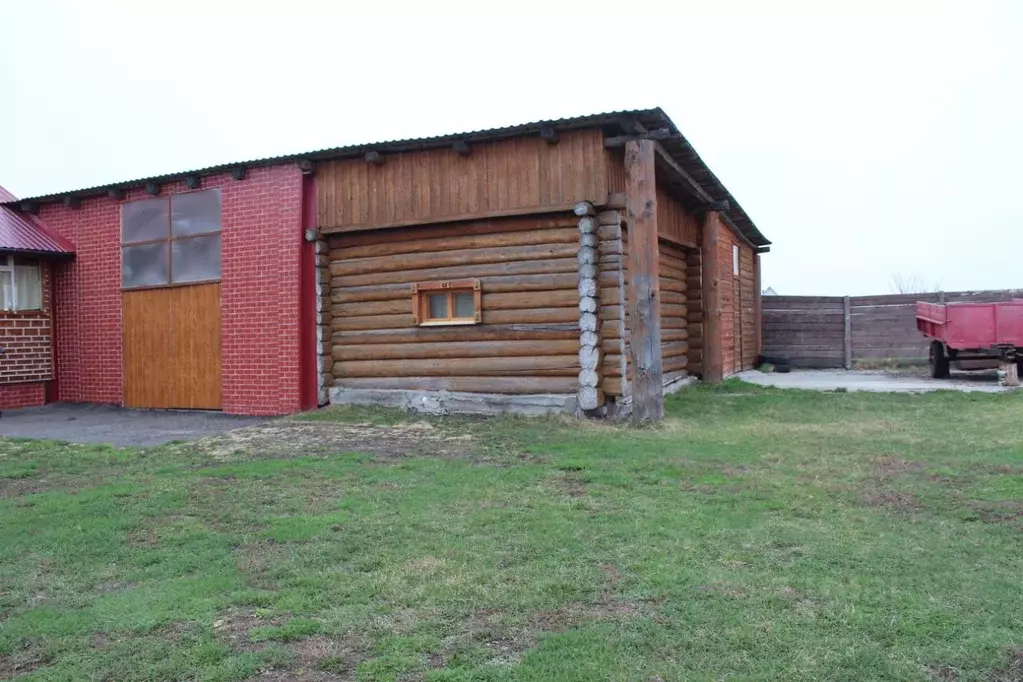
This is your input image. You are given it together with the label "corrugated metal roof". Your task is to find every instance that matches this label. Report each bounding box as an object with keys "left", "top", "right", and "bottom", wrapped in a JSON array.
[
  {"left": 2, "top": 108, "right": 769, "bottom": 246},
  {"left": 0, "top": 206, "right": 75, "bottom": 256},
  {"left": 0, "top": 185, "right": 17, "bottom": 203}
]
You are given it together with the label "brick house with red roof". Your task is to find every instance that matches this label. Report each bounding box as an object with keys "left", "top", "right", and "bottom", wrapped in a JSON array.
[{"left": 0, "top": 185, "right": 75, "bottom": 409}]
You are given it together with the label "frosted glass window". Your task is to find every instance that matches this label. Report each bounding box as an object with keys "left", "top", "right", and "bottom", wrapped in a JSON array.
[
  {"left": 0, "top": 270, "right": 11, "bottom": 310},
  {"left": 453, "top": 292, "right": 475, "bottom": 318},
  {"left": 171, "top": 235, "right": 221, "bottom": 284},
  {"left": 123, "top": 198, "right": 169, "bottom": 243},
  {"left": 123, "top": 242, "right": 169, "bottom": 288},
  {"left": 0, "top": 256, "right": 42, "bottom": 311},
  {"left": 122, "top": 190, "right": 222, "bottom": 289},
  {"left": 172, "top": 189, "right": 222, "bottom": 236},
  {"left": 14, "top": 261, "right": 42, "bottom": 310},
  {"left": 428, "top": 294, "right": 448, "bottom": 319}
]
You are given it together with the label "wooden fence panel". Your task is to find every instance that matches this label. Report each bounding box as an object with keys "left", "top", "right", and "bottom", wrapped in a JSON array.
[
  {"left": 761, "top": 296, "right": 845, "bottom": 367},
  {"left": 762, "top": 289, "right": 1023, "bottom": 367}
]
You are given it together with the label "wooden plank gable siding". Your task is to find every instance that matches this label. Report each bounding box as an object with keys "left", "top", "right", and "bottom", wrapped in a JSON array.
[
  {"left": 318, "top": 129, "right": 612, "bottom": 232},
  {"left": 656, "top": 183, "right": 700, "bottom": 247},
  {"left": 327, "top": 215, "right": 581, "bottom": 394}
]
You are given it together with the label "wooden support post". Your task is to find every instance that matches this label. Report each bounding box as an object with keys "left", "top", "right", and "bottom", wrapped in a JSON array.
[
  {"left": 843, "top": 296, "right": 852, "bottom": 370},
  {"left": 1001, "top": 361, "right": 1020, "bottom": 387},
  {"left": 701, "top": 211, "right": 723, "bottom": 382},
  {"left": 625, "top": 139, "right": 663, "bottom": 422},
  {"left": 754, "top": 253, "right": 763, "bottom": 360}
]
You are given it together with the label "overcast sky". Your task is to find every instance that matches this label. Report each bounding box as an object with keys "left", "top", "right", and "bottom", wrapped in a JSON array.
[{"left": 2, "top": 0, "right": 1020, "bottom": 295}]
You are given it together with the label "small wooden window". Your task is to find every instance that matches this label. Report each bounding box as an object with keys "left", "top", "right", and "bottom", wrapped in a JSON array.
[{"left": 412, "top": 279, "right": 482, "bottom": 326}]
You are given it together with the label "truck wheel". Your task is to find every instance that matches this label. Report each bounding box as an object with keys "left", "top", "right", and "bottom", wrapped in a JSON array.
[{"left": 930, "top": 341, "right": 951, "bottom": 379}]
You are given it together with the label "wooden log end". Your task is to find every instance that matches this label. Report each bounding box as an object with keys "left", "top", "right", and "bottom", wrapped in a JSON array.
[
  {"left": 577, "top": 248, "right": 597, "bottom": 266},
  {"left": 579, "top": 346, "right": 601, "bottom": 370},
  {"left": 577, "top": 216, "right": 598, "bottom": 235},
  {"left": 578, "top": 278, "right": 598, "bottom": 298},
  {"left": 579, "top": 312, "right": 598, "bottom": 333},
  {"left": 578, "top": 386, "right": 603, "bottom": 410},
  {"left": 574, "top": 201, "right": 596, "bottom": 217},
  {"left": 579, "top": 297, "right": 597, "bottom": 314},
  {"left": 580, "top": 330, "right": 599, "bottom": 347},
  {"left": 580, "top": 232, "right": 598, "bottom": 248},
  {"left": 579, "top": 262, "right": 598, "bottom": 280},
  {"left": 578, "top": 369, "right": 600, "bottom": 389}
]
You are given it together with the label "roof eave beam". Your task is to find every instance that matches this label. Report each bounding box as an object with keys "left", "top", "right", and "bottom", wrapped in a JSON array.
[{"left": 652, "top": 142, "right": 713, "bottom": 204}]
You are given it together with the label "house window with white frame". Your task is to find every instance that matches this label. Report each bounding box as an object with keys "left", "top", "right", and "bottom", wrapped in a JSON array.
[{"left": 0, "top": 255, "right": 43, "bottom": 311}]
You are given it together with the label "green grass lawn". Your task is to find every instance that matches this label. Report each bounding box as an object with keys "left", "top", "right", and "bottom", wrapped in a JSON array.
[{"left": 2, "top": 382, "right": 1023, "bottom": 681}]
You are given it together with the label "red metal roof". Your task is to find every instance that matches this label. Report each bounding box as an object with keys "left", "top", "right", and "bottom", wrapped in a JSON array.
[{"left": 0, "top": 205, "right": 75, "bottom": 256}]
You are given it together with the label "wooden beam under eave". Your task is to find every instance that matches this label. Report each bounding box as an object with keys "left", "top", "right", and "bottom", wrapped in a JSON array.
[
  {"left": 653, "top": 142, "right": 713, "bottom": 204},
  {"left": 701, "top": 210, "right": 724, "bottom": 383},
  {"left": 624, "top": 138, "right": 664, "bottom": 423},
  {"left": 604, "top": 129, "right": 671, "bottom": 148}
]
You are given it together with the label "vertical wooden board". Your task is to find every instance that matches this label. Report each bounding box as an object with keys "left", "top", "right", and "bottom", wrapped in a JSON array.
[
  {"left": 733, "top": 281, "right": 742, "bottom": 374},
  {"left": 589, "top": 130, "right": 608, "bottom": 202},
  {"left": 321, "top": 162, "right": 335, "bottom": 230},
  {"left": 605, "top": 148, "right": 626, "bottom": 195},
  {"left": 341, "top": 162, "right": 353, "bottom": 227},
  {"left": 506, "top": 138, "right": 521, "bottom": 209},
  {"left": 123, "top": 289, "right": 172, "bottom": 408},
  {"left": 170, "top": 283, "right": 222, "bottom": 410}
]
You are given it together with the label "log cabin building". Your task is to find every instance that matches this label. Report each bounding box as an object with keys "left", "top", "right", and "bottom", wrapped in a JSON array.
[{"left": 1, "top": 108, "right": 769, "bottom": 417}]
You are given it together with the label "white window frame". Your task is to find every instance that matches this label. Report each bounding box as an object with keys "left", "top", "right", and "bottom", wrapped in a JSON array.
[
  {"left": 732, "top": 244, "right": 740, "bottom": 276},
  {"left": 0, "top": 255, "right": 43, "bottom": 312}
]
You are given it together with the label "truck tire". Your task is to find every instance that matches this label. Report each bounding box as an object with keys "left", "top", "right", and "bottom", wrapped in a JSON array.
[{"left": 930, "top": 341, "right": 951, "bottom": 379}]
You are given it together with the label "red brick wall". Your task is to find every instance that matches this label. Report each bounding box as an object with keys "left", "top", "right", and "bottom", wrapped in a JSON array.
[
  {"left": 40, "top": 165, "right": 306, "bottom": 416},
  {"left": 0, "top": 262, "right": 54, "bottom": 408},
  {"left": 0, "top": 382, "right": 46, "bottom": 409}
]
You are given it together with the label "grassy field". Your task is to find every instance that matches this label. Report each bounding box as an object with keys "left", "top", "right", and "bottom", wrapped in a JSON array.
[{"left": 1, "top": 382, "right": 1022, "bottom": 681}]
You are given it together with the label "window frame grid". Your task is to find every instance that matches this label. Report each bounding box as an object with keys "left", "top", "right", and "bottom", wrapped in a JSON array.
[
  {"left": 411, "top": 279, "right": 482, "bottom": 326},
  {"left": 120, "top": 190, "right": 223, "bottom": 291}
]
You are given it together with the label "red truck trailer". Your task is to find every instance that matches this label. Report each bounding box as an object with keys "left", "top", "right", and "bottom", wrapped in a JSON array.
[{"left": 916, "top": 300, "right": 1023, "bottom": 383}]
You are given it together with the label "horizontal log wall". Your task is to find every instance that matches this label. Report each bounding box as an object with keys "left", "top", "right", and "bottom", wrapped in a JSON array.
[
  {"left": 601, "top": 228, "right": 692, "bottom": 396},
  {"left": 686, "top": 249, "right": 704, "bottom": 377},
  {"left": 318, "top": 130, "right": 612, "bottom": 232},
  {"left": 763, "top": 289, "right": 1023, "bottom": 367},
  {"left": 658, "top": 240, "right": 691, "bottom": 385},
  {"left": 328, "top": 214, "right": 582, "bottom": 394}
]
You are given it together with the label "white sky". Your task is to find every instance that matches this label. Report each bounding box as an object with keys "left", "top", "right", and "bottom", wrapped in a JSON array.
[{"left": 2, "top": 0, "right": 1020, "bottom": 295}]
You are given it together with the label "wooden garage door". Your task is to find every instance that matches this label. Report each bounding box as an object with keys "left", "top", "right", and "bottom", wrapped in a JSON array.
[
  {"left": 123, "top": 284, "right": 221, "bottom": 409},
  {"left": 121, "top": 188, "right": 223, "bottom": 410}
]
